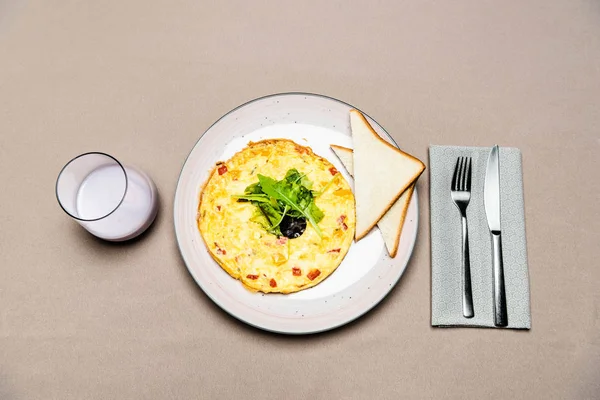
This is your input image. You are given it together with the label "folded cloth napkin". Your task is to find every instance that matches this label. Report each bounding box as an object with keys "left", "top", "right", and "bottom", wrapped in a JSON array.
[{"left": 429, "top": 146, "right": 531, "bottom": 329}]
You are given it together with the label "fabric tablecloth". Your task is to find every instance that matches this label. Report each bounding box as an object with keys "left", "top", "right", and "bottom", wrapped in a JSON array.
[{"left": 1, "top": 1, "right": 598, "bottom": 399}]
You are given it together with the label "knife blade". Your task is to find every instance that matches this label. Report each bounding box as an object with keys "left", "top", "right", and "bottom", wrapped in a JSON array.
[{"left": 484, "top": 145, "right": 508, "bottom": 327}]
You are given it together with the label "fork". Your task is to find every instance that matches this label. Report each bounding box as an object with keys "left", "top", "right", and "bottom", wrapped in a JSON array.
[{"left": 451, "top": 157, "right": 474, "bottom": 318}]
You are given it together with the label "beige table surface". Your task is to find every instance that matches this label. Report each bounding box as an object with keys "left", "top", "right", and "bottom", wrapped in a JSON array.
[{"left": 1, "top": 1, "right": 599, "bottom": 399}]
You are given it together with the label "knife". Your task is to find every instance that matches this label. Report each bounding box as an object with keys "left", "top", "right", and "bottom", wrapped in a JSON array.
[{"left": 484, "top": 145, "right": 508, "bottom": 327}]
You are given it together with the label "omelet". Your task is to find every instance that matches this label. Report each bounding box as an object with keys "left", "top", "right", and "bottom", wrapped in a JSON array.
[{"left": 197, "top": 139, "right": 356, "bottom": 293}]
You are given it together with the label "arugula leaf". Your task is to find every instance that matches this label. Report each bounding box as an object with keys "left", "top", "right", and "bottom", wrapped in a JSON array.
[
  {"left": 234, "top": 169, "right": 325, "bottom": 238},
  {"left": 245, "top": 182, "right": 263, "bottom": 194},
  {"left": 256, "top": 203, "right": 284, "bottom": 236},
  {"left": 285, "top": 168, "right": 314, "bottom": 189},
  {"left": 257, "top": 174, "right": 324, "bottom": 238},
  {"left": 231, "top": 194, "right": 270, "bottom": 203},
  {"left": 271, "top": 204, "right": 289, "bottom": 230},
  {"left": 284, "top": 169, "right": 302, "bottom": 183},
  {"left": 308, "top": 202, "right": 324, "bottom": 223}
]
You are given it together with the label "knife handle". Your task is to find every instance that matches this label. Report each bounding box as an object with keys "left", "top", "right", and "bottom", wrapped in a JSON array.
[
  {"left": 461, "top": 215, "right": 474, "bottom": 318},
  {"left": 492, "top": 232, "right": 508, "bottom": 327}
]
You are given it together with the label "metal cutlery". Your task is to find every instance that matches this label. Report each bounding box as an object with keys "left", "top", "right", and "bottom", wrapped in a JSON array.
[
  {"left": 451, "top": 157, "right": 474, "bottom": 319},
  {"left": 484, "top": 145, "right": 508, "bottom": 327}
]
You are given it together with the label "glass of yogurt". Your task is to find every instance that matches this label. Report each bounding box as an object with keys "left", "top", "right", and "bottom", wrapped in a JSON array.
[{"left": 55, "top": 152, "right": 159, "bottom": 241}]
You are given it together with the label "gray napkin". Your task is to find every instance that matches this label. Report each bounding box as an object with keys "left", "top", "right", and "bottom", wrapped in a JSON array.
[{"left": 429, "top": 146, "right": 531, "bottom": 329}]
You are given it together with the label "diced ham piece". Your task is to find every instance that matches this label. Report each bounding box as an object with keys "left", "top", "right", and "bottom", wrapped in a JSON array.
[
  {"left": 337, "top": 215, "right": 348, "bottom": 230},
  {"left": 214, "top": 242, "right": 226, "bottom": 255},
  {"left": 307, "top": 269, "right": 321, "bottom": 281}
]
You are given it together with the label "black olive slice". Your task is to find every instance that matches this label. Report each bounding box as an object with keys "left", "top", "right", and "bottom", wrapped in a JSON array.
[{"left": 280, "top": 216, "right": 307, "bottom": 239}]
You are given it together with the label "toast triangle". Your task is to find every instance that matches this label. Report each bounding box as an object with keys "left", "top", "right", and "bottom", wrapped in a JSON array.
[
  {"left": 330, "top": 144, "right": 354, "bottom": 176},
  {"left": 331, "top": 144, "right": 414, "bottom": 258},
  {"left": 350, "top": 109, "right": 425, "bottom": 240}
]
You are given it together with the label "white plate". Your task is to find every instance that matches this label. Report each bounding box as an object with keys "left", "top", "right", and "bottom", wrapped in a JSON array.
[{"left": 174, "top": 93, "right": 419, "bottom": 334}]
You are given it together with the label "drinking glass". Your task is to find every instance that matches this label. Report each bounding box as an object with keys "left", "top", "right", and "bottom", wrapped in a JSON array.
[{"left": 56, "top": 152, "right": 158, "bottom": 241}]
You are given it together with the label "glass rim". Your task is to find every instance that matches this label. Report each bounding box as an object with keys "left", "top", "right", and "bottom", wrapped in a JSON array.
[{"left": 55, "top": 151, "right": 129, "bottom": 222}]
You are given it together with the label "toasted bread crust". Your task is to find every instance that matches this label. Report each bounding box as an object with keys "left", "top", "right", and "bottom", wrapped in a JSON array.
[
  {"left": 388, "top": 184, "right": 414, "bottom": 258},
  {"left": 330, "top": 144, "right": 352, "bottom": 152}
]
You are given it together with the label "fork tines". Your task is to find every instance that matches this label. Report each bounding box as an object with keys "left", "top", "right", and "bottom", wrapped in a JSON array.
[{"left": 452, "top": 157, "right": 472, "bottom": 191}]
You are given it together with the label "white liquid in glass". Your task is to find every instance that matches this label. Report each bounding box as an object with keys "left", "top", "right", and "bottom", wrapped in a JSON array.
[
  {"left": 76, "top": 165, "right": 125, "bottom": 220},
  {"left": 76, "top": 165, "right": 156, "bottom": 240}
]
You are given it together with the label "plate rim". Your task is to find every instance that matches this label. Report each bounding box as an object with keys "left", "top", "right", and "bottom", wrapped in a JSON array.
[{"left": 173, "top": 91, "right": 420, "bottom": 334}]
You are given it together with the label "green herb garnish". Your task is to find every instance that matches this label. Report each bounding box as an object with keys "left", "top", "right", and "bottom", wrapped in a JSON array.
[{"left": 232, "top": 168, "right": 324, "bottom": 238}]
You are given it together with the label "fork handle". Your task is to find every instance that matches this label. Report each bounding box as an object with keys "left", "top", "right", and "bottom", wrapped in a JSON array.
[
  {"left": 461, "top": 215, "right": 474, "bottom": 318},
  {"left": 492, "top": 232, "right": 508, "bottom": 326}
]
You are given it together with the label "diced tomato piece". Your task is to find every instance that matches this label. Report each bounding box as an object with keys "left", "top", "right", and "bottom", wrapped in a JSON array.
[
  {"left": 292, "top": 267, "right": 301, "bottom": 276},
  {"left": 246, "top": 274, "right": 258, "bottom": 280},
  {"left": 269, "top": 279, "right": 277, "bottom": 288},
  {"left": 216, "top": 205, "right": 222, "bottom": 211},
  {"left": 307, "top": 269, "right": 321, "bottom": 281},
  {"left": 329, "top": 167, "right": 338, "bottom": 175},
  {"left": 217, "top": 164, "right": 228, "bottom": 175}
]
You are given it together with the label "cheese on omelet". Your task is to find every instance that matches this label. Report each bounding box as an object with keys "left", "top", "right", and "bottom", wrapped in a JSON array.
[{"left": 197, "top": 139, "right": 356, "bottom": 293}]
